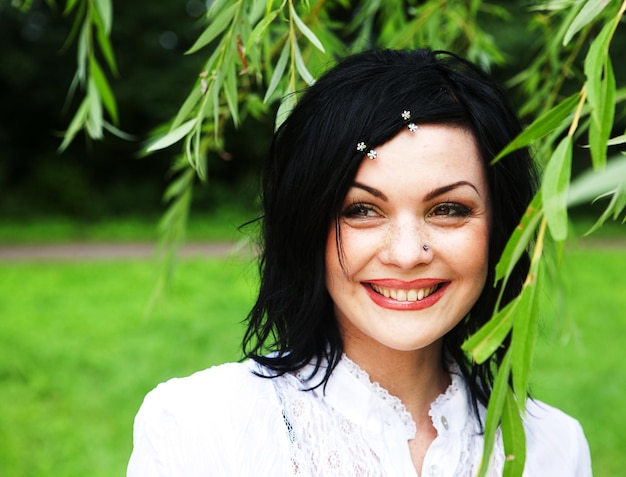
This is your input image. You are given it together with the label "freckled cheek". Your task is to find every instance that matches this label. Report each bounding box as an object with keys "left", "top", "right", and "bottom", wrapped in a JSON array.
[
  {"left": 325, "top": 226, "right": 381, "bottom": 283},
  {"left": 438, "top": 226, "right": 489, "bottom": 280}
]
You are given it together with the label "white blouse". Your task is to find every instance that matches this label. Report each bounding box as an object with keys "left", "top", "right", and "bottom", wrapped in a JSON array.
[{"left": 127, "top": 355, "right": 592, "bottom": 476}]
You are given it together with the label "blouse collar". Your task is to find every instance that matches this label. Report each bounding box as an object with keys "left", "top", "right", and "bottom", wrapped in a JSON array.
[{"left": 295, "top": 354, "right": 471, "bottom": 441}]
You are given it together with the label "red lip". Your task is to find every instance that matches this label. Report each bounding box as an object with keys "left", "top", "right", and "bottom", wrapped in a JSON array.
[
  {"left": 362, "top": 280, "right": 449, "bottom": 310},
  {"left": 366, "top": 278, "right": 443, "bottom": 289}
]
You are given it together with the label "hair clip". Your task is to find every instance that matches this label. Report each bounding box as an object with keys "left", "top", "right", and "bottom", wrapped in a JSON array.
[
  {"left": 357, "top": 142, "right": 377, "bottom": 159},
  {"left": 402, "top": 110, "right": 418, "bottom": 132}
]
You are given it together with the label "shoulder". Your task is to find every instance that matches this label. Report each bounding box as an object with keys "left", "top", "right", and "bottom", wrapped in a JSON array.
[
  {"left": 139, "top": 361, "right": 278, "bottom": 424},
  {"left": 128, "top": 361, "right": 291, "bottom": 476},
  {"left": 522, "top": 400, "right": 592, "bottom": 477}
]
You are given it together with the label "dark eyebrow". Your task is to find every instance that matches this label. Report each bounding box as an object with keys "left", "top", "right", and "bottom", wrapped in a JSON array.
[
  {"left": 423, "top": 181, "right": 480, "bottom": 201},
  {"left": 351, "top": 182, "right": 388, "bottom": 201}
]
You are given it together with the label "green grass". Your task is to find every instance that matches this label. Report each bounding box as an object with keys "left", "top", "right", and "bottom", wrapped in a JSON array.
[
  {"left": 531, "top": 248, "right": 626, "bottom": 476},
  {"left": 0, "top": 207, "right": 257, "bottom": 244},
  {"left": 0, "top": 246, "right": 624, "bottom": 476},
  {"left": 0, "top": 257, "right": 256, "bottom": 477}
]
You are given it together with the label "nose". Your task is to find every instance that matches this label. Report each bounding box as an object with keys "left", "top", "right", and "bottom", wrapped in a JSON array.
[{"left": 379, "top": 220, "right": 432, "bottom": 269}]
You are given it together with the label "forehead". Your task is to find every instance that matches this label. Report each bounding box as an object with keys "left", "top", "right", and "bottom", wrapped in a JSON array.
[{"left": 352, "top": 125, "right": 487, "bottom": 194}]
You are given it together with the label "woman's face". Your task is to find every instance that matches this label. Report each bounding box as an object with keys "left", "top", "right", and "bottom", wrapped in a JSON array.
[{"left": 325, "top": 125, "right": 490, "bottom": 357}]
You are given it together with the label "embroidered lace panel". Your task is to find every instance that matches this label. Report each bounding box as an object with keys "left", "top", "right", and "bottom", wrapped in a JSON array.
[
  {"left": 274, "top": 371, "right": 385, "bottom": 476},
  {"left": 271, "top": 355, "right": 505, "bottom": 476}
]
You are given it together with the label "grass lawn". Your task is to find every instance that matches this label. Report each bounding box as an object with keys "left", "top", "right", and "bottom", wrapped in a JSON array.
[
  {"left": 0, "top": 208, "right": 257, "bottom": 244},
  {"left": 0, "top": 245, "right": 624, "bottom": 476}
]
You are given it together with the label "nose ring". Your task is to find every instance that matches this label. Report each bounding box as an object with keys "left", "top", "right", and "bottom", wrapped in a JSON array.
[{"left": 423, "top": 244, "right": 430, "bottom": 251}]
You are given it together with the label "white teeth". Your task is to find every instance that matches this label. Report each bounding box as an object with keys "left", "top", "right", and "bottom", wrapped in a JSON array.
[{"left": 371, "top": 284, "right": 437, "bottom": 302}]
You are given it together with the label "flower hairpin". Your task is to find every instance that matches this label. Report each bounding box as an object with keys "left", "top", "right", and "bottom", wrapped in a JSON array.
[
  {"left": 357, "top": 141, "right": 377, "bottom": 159},
  {"left": 402, "top": 110, "right": 418, "bottom": 132}
]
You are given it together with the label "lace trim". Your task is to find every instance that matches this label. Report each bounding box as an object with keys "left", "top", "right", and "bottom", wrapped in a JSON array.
[
  {"left": 339, "top": 354, "right": 417, "bottom": 436},
  {"left": 427, "top": 367, "right": 462, "bottom": 426}
]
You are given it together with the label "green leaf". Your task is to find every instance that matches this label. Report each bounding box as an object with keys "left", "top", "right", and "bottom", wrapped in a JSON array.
[
  {"left": 274, "top": 85, "right": 297, "bottom": 131},
  {"left": 163, "top": 166, "right": 195, "bottom": 203},
  {"left": 212, "top": 70, "right": 221, "bottom": 140},
  {"left": 607, "top": 134, "right": 626, "bottom": 146},
  {"left": 290, "top": 3, "right": 325, "bottom": 52},
  {"left": 542, "top": 135, "right": 573, "bottom": 241},
  {"left": 60, "top": 0, "right": 86, "bottom": 53},
  {"left": 501, "top": 389, "right": 527, "bottom": 477},
  {"left": 86, "top": 77, "right": 103, "bottom": 139},
  {"left": 511, "top": 261, "right": 542, "bottom": 407},
  {"left": 492, "top": 93, "right": 579, "bottom": 164},
  {"left": 462, "top": 297, "right": 518, "bottom": 364},
  {"left": 585, "top": 185, "right": 626, "bottom": 235},
  {"left": 76, "top": 19, "right": 90, "bottom": 83},
  {"left": 95, "top": 20, "right": 118, "bottom": 75},
  {"left": 93, "top": 0, "right": 113, "bottom": 34},
  {"left": 584, "top": 21, "right": 614, "bottom": 168},
  {"left": 264, "top": 41, "right": 290, "bottom": 103},
  {"left": 58, "top": 97, "right": 89, "bottom": 152},
  {"left": 588, "top": 56, "right": 616, "bottom": 169},
  {"left": 63, "top": 0, "right": 81, "bottom": 15},
  {"left": 224, "top": 57, "right": 240, "bottom": 126},
  {"left": 495, "top": 192, "right": 543, "bottom": 283},
  {"left": 145, "top": 119, "right": 197, "bottom": 153},
  {"left": 476, "top": 349, "right": 512, "bottom": 477},
  {"left": 102, "top": 121, "right": 135, "bottom": 141},
  {"left": 245, "top": 10, "right": 279, "bottom": 51},
  {"left": 293, "top": 38, "right": 315, "bottom": 85},
  {"left": 172, "top": 83, "right": 203, "bottom": 129},
  {"left": 186, "top": 3, "right": 239, "bottom": 55},
  {"left": 568, "top": 154, "right": 626, "bottom": 207},
  {"left": 563, "top": 0, "right": 608, "bottom": 46},
  {"left": 89, "top": 57, "right": 118, "bottom": 124}
]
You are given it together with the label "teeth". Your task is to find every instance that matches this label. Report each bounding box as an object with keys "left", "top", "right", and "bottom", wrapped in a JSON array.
[{"left": 371, "top": 284, "right": 438, "bottom": 302}]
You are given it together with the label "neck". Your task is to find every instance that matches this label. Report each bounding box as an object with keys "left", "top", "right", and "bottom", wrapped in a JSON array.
[{"left": 343, "top": 341, "right": 450, "bottom": 416}]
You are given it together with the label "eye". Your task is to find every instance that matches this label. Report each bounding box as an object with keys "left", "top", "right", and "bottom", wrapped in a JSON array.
[
  {"left": 429, "top": 202, "right": 472, "bottom": 218},
  {"left": 342, "top": 202, "right": 379, "bottom": 219}
]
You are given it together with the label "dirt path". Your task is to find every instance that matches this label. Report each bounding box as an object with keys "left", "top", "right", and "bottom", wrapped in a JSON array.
[{"left": 0, "top": 238, "right": 622, "bottom": 261}]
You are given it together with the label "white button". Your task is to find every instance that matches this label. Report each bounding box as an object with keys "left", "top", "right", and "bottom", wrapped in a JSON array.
[
  {"left": 428, "top": 464, "right": 440, "bottom": 476},
  {"left": 441, "top": 415, "right": 449, "bottom": 430}
]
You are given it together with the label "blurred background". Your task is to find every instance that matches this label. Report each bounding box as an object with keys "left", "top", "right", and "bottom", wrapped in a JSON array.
[
  {"left": 0, "top": 0, "right": 267, "bottom": 227},
  {"left": 0, "top": 1, "right": 624, "bottom": 476}
]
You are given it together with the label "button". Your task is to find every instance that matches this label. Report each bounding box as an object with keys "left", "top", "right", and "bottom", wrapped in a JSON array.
[
  {"left": 441, "top": 415, "right": 449, "bottom": 430},
  {"left": 428, "top": 464, "right": 440, "bottom": 476}
]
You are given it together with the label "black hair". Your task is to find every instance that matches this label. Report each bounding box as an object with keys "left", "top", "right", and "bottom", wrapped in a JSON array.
[{"left": 243, "top": 49, "right": 537, "bottom": 411}]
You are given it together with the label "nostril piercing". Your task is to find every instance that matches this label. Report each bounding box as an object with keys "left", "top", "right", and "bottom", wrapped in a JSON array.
[{"left": 423, "top": 244, "right": 429, "bottom": 251}]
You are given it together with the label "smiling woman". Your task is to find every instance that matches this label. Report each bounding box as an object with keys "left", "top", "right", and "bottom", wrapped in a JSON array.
[
  {"left": 127, "top": 49, "right": 592, "bottom": 476},
  {"left": 327, "top": 126, "right": 490, "bottom": 357}
]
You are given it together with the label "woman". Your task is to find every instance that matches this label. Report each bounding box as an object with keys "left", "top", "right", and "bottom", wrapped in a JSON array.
[{"left": 128, "top": 49, "right": 591, "bottom": 476}]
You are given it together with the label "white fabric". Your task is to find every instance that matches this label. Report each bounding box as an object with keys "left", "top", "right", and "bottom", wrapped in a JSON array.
[{"left": 127, "top": 355, "right": 592, "bottom": 476}]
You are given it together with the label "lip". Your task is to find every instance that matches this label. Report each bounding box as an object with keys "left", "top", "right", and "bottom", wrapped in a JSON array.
[{"left": 362, "top": 278, "right": 449, "bottom": 310}]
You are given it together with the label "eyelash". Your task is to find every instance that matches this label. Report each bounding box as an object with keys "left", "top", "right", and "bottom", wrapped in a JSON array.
[
  {"left": 341, "top": 201, "right": 473, "bottom": 219},
  {"left": 342, "top": 202, "right": 378, "bottom": 218},
  {"left": 428, "top": 202, "right": 472, "bottom": 218}
]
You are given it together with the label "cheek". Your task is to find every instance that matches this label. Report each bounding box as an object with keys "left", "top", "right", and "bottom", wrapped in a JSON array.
[
  {"left": 325, "top": 225, "right": 374, "bottom": 280},
  {"left": 437, "top": 224, "right": 489, "bottom": 280},
  {"left": 461, "top": 226, "right": 490, "bottom": 285}
]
